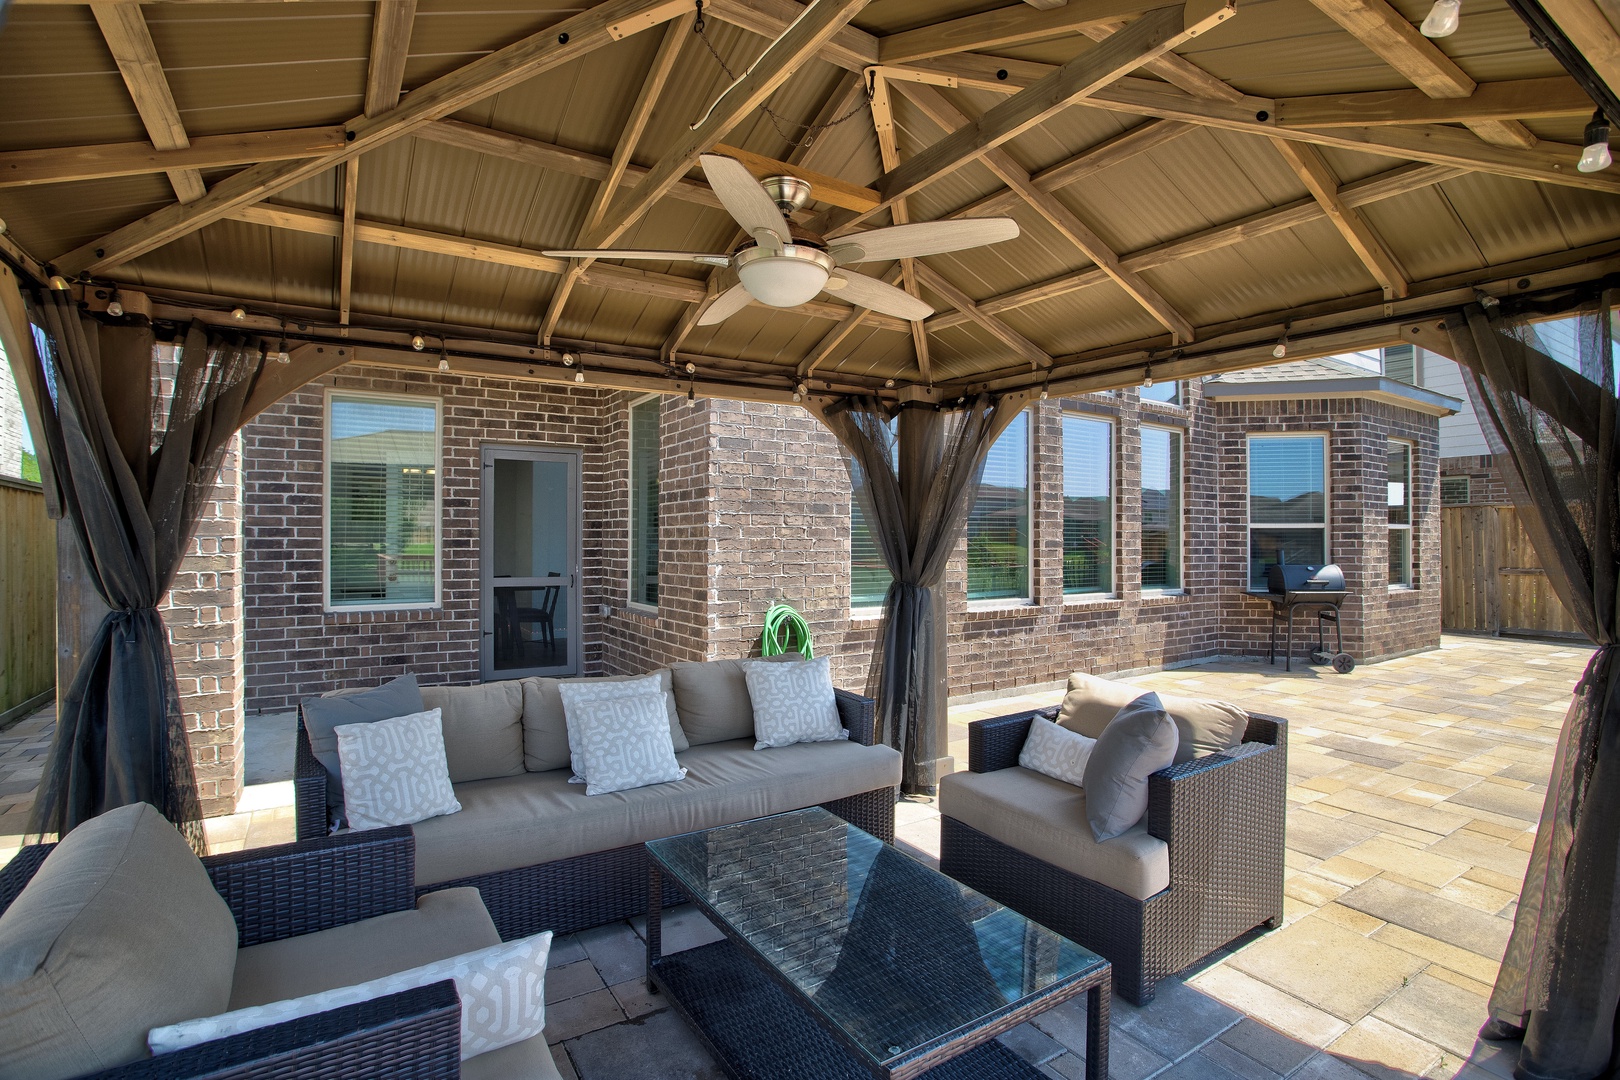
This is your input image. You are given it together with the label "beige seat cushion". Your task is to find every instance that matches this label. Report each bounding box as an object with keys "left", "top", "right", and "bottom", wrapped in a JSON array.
[
  {"left": 0, "top": 803, "right": 239, "bottom": 1080},
  {"left": 1057, "top": 672, "right": 1248, "bottom": 764},
  {"left": 462, "top": 1032, "right": 563, "bottom": 1080},
  {"left": 939, "top": 767, "right": 1169, "bottom": 901},
  {"left": 521, "top": 670, "right": 686, "bottom": 772},
  {"left": 413, "top": 739, "right": 901, "bottom": 886},
  {"left": 423, "top": 682, "right": 526, "bottom": 784},
  {"left": 229, "top": 887, "right": 498, "bottom": 1009}
]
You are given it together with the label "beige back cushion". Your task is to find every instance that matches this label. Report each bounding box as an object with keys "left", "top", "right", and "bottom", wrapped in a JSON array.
[
  {"left": 421, "top": 680, "right": 526, "bottom": 784},
  {"left": 669, "top": 655, "right": 805, "bottom": 746},
  {"left": 521, "top": 670, "right": 686, "bottom": 772},
  {"left": 1056, "top": 672, "right": 1248, "bottom": 764},
  {"left": 0, "top": 803, "right": 238, "bottom": 1080}
]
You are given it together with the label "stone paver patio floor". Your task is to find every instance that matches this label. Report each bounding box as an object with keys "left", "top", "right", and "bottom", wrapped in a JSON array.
[{"left": 0, "top": 633, "right": 1589, "bottom": 1080}]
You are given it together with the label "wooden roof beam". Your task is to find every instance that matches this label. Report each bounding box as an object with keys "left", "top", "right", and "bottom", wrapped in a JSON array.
[
  {"left": 90, "top": 3, "right": 206, "bottom": 202},
  {"left": 56, "top": 0, "right": 694, "bottom": 276},
  {"left": 869, "top": 75, "right": 931, "bottom": 384},
  {"left": 899, "top": 80, "right": 1195, "bottom": 341},
  {"left": 577, "top": 0, "right": 872, "bottom": 253},
  {"left": 913, "top": 262, "right": 1053, "bottom": 368},
  {"left": 1275, "top": 77, "right": 1596, "bottom": 127},
  {"left": 702, "top": 0, "right": 878, "bottom": 71},
  {"left": 542, "top": 12, "right": 692, "bottom": 346},
  {"left": 1302, "top": 0, "right": 1537, "bottom": 148},
  {"left": 0, "top": 126, "right": 350, "bottom": 188},
  {"left": 1536, "top": 0, "right": 1620, "bottom": 100},
  {"left": 339, "top": 161, "right": 358, "bottom": 325},
  {"left": 878, "top": 0, "right": 1179, "bottom": 65},
  {"left": 1272, "top": 140, "right": 1409, "bottom": 297}
]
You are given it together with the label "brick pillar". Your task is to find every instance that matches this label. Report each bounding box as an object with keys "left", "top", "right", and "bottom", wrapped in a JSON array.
[{"left": 163, "top": 436, "right": 245, "bottom": 816}]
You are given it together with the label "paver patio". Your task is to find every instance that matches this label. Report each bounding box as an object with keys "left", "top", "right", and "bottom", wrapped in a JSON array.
[{"left": 0, "top": 633, "right": 1588, "bottom": 1079}]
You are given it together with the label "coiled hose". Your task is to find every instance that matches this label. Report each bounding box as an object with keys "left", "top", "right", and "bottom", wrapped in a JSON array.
[{"left": 761, "top": 603, "right": 814, "bottom": 659}]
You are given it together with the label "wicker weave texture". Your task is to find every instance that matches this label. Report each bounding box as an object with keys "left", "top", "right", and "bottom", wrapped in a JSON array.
[
  {"left": 294, "top": 710, "right": 330, "bottom": 843},
  {"left": 0, "top": 843, "right": 53, "bottom": 916}
]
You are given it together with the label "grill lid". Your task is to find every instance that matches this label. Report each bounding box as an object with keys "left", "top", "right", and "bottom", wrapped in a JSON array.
[{"left": 1266, "top": 562, "right": 1346, "bottom": 597}]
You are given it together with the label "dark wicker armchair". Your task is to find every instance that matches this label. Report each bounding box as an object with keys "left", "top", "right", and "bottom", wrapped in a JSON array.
[
  {"left": 0, "top": 828, "right": 462, "bottom": 1080},
  {"left": 939, "top": 708, "right": 1287, "bottom": 1006}
]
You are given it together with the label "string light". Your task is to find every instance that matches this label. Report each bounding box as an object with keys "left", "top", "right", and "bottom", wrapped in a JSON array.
[
  {"left": 1143, "top": 363, "right": 1154, "bottom": 389},
  {"left": 561, "top": 351, "right": 577, "bottom": 366},
  {"left": 411, "top": 334, "right": 426, "bottom": 351},
  {"left": 1272, "top": 324, "right": 1290, "bottom": 360},
  {"left": 1579, "top": 111, "right": 1612, "bottom": 173},
  {"left": 884, "top": 378, "right": 895, "bottom": 389},
  {"left": 438, "top": 346, "right": 450, "bottom": 374},
  {"left": 230, "top": 306, "right": 247, "bottom": 320},
  {"left": 684, "top": 362, "right": 696, "bottom": 374},
  {"left": 1420, "top": 0, "right": 1459, "bottom": 37},
  {"left": 105, "top": 289, "right": 123, "bottom": 317}
]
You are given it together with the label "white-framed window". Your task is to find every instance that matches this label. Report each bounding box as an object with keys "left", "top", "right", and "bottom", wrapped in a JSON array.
[
  {"left": 1247, "top": 433, "right": 1328, "bottom": 590},
  {"left": 629, "top": 395, "right": 660, "bottom": 609},
  {"left": 850, "top": 471, "right": 893, "bottom": 610},
  {"left": 324, "top": 390, "right": 441, "bottom": 610},
  {"left": 1140, "top": 380, "right": 1181, "bottom": 405},
  {"left": 1389, "top": 440, "right": 1413, "bottom": 587},
  {"left": 1142, "top": 425, "right": 1183, "bottom": 591},
  {"left": 1062, "top": 414, "right": 1113, "bottom": 595},
  {"left": 966, "top": 410, "right": 1030, "bottom": 602},
  {"left": 1441, "top": 476, "right": 1470, "bottom": 505}
]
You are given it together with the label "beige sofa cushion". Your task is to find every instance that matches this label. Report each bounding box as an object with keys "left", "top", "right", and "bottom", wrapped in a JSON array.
[
  {"left": 229, "top": 887, "right": 498, "bottom": 1009},
  {"left": 423, "top": 682, "right": 526, "bottom": 784},
  {"left": 0, "top": 803, "right": 238, "bottom": 1080},
  {"left": 462, "top": 1033, "right": 563, "bottom": 1080},
  {"left": 1056, "top": 672, "right": 1248, "bottom": 764},
  {"left": 669, "top": 659, "right": 755, "bottom": 745},
  {"left": 413, "top": 739, "right": 901, "bottom": 886},
  {"left": 521, "top": 670, "right": 686, "bottom": 772},
  {"left": 939, "top": 767, "right": 1169, "bottom": 901}
]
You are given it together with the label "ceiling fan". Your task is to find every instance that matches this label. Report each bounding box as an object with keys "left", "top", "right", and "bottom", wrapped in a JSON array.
[{"left": 545, "top": 154, "right": 1020, "bottom": 326}]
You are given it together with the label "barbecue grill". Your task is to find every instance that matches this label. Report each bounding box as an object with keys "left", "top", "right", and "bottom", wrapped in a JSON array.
[{"left": 1264, "top": 562, "right": 1355, "bottom": 673}]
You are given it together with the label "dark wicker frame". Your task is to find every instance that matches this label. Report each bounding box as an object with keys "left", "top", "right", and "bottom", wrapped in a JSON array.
[
  {"left": 1, "top": 829, "right": 463, "bottom": 1079},
  {"left": 939, "top": 708, "right": 1287, "bottom": 1006},
  {"left": 295, "top": 686, "right": 899, "bottom": 940}
]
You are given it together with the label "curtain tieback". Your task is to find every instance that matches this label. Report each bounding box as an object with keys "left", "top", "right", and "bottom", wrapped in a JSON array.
[{"left": 1575, "top": 644, "right": 1616, "bottom": 694}]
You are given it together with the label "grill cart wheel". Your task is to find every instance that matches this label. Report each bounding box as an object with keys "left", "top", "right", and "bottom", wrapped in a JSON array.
[
  {"left": 1332, "top": 652, "right": 1356, "bottom": 674},
  {"left": 1310, "top": 650, "right": 1332, "bottom": 666}
]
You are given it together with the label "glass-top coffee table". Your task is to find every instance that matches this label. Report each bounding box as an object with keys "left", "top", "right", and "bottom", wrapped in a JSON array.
[{"left": 645, "top": 807, "right": 1110, "bottom": 1080}]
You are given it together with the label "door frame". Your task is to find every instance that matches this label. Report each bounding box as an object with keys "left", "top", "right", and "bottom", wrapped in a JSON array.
[{"left": 479, "top": 443, "right": 583, "bottom": 681}]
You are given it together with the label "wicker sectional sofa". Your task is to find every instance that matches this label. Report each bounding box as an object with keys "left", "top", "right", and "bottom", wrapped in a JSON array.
[
  {"left": 296, "top": 660, "right": 901, "bottom": 941},
  {"left": 938, "top": 703, "right": 1286, "bottom": 1006}
]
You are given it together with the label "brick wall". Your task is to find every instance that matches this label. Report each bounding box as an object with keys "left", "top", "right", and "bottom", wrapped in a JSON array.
[{"left": 1440, "top": 454, "right": 1512, "bottom": 506}]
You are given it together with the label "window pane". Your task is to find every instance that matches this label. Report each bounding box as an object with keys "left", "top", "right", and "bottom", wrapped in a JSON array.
[
  {"left": 1387, "top": 443, "right": 1411, "bottom": 527},
  {"left": 1142, "top": 426, "right": 1182, "bottom": 590},
  {"left": 1249, "top": 437, "right": 1325, "bottom": 524},
  {"left": 1139, "top": 380, "right": 1180, "bottom": 404},
  {"left": 967, "top": 411, "right": 1029, "bottom": 601},
  {"left": 1250, "top": 528, "right": 1326, "bottom": 590},
  {"left": 1062, "top": 415, "right": 1111, "bottom": 594},
  {"left": 329, "top": 395, "right": 437, "bottom": 606},
  {"left": 1441, "top": 476, "right": 1470, "bottom": 505},
  {"left": 1389, "top": 528, "right": 1412, "bottom": 587},
  {"left": 851, "top": 484, "right": 893, "bottom": 607},
  {"left": 630, "top": 397, "right": 660, "bottom": 606}
]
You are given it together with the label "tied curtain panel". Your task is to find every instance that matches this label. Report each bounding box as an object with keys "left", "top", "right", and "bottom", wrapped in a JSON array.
[
  {"left": 13, "top": 289, "right": 264, "bottom": 851},
  {"left": 1446, "top": 291, "right": 1620, "bottom": 1079},
  {"left": 819, "top": 394, "right": 1025, "bottom": 796}
]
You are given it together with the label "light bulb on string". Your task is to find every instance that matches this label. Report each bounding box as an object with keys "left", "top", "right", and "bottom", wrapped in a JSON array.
[
  {"left": 230, "top": 306, "right": 247, "bottom": 321},
  {"left": 1579, "top": 111, "right": 1612, "bottom": 173},
  {"left": 1420, "top": 0, "right": 1459, "bottom": 37},
  {"left": 411, "top": 334, "right": 426, "bottom": 351},
  {"left": 105, "top": 289, "right": 123, "bottom": 318},
  {"left": 1272, "top": 324, "right": 1290, "bottom": 360},
  {"left": 438, "top": 347, "right": 450, "bottom": 374}
]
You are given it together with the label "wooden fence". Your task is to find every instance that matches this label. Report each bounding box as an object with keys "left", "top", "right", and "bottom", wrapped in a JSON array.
[
  {"left": 1442, "top": 506, "right": 1586, "bottom": 638},
  {"left": 0, "top": 476, "right": 55, "bottom": 720}
]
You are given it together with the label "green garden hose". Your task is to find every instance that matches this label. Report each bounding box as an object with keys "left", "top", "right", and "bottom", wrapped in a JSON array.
[{"left": 761, "top": 603, "right": 814, "bottom": 659}]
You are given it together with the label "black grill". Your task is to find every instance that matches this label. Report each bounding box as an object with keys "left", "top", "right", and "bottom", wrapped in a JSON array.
[{"left": 1262, "top": 562, "right": 1355, "bottom": 673}]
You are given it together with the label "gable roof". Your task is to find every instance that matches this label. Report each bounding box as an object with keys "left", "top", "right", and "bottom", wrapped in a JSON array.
[{"left": 1205, "top": 355, "right": 1463, "bottom": 414}]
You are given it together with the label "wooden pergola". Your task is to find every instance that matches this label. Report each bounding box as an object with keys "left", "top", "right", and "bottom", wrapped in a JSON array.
[{"left": 0, "top": 0, "right": 1616, "bottom": 413}]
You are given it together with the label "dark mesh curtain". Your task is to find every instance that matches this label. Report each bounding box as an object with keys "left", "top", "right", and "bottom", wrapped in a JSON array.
[
  {"left": 1444, "top": 291, "right": 1619, "bottom": 1078},
  {"left": 819, "top": 394, "right": 1026, "bottom": 795},
  {"left": 21, "top": 291, "right": 264, "bottom": 851}
]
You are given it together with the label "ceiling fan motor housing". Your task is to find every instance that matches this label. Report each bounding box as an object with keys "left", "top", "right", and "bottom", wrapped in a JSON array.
[
  {"left": 762, "top": 174, "right": 814, "bottom": 214},
  {"left": 733, "top": 244, "right": 835, "bottom": 308}
]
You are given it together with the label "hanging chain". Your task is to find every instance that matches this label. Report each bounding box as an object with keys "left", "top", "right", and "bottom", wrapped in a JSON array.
[{"left": 691, "top": 0, "right": 871, "bottom": 150}]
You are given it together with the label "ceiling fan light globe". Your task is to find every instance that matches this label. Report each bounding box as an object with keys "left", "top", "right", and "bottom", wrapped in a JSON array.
[{"left": 735, "top": 248, "right": 832, "bottom": 308}]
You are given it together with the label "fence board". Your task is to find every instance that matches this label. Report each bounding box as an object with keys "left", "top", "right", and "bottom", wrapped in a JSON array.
[
  {"left": 0, "top": 477, "right": 55, "bottom": 716},
  {"left": 1441, "top": 505, "right": 1585, "bottom": 639}
]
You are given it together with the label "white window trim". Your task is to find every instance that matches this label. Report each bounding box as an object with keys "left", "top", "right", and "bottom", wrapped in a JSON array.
[
  {"left": 1388, "top": 438, "right": 1415, "bottom": 590},
  {"left": 1141, "top": 423, "right": 1185, "bottom": 595},
  {"left": 967, "top": 408, "right": 1032, "bottom": 606},
  {"left": 627, "top": 393, "right": 660, "bottom": 614},
  {"left": 323, "top": 388, "right": 443, "bottom": 613},
  {"left": 1245, "top": 432, "right": 1330, "bottom": 594},
  {"left": 1061, "top": 412, "right": 1115, "bottom": 599}
]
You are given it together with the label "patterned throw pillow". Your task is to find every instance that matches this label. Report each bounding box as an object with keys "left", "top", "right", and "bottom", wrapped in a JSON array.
[
  {"left": 745, "top": 656, "right": 848, "bottom": 750},
  {"left": 557, "top": 673, "right": 667, "bottom": 783},
  {"left": 335, "top": 709, "right": 462, "bottom": 831},
  {"left": 150, "top": 931, "right": 552, "bottom": 1062},
  {"left": 565, "top": 689, "right": 687, "bottom": 796},
  {"left": 1018, "top": 715, "right": 1096, "bottom": 787}
]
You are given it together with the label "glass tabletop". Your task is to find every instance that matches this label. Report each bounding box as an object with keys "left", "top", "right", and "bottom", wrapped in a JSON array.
[{"left": 646, "top": 807, "right": 1108, "bottom": 1068}]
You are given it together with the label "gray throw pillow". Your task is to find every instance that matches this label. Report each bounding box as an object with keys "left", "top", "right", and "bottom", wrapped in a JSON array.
[
  {"left": 301, "top": 674, "right": 424, "bottom": 813},
  {"left": 1081, "top": 692, "right": 1179, "bottom": 842}
]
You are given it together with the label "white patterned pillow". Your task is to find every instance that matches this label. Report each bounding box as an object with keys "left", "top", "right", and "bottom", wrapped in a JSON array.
[
  {"left": 745, "top": 656, "right": 848, "bottom": 750},
  {"left": 335, "top": 708, "right": 461, "bottom": 830},
  {"left": 150, "top": 931, "right": 551, "bottom": 1061},
  {"left": 564, "top": 688, "right": 687, "bottom": 796},
  {"left": 1018, "top": 715, "right": 1097, "bottom": 788},
  {"left": 556, "top": 673, "right": 667, "bottom": 783}
]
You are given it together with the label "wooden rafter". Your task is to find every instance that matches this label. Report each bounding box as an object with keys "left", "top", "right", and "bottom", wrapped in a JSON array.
[
  {"left": 868, "top": 76, "right": 930, "bottom": 383},
  {"left": 90, "top": 3, "right": 206, "bottom": 202},
  {"left": 55, "top": 0, "right": 693, "bottom": 276},
  {"left": 542, "top": 12, "right": 691, "bottom": 346},
  {"left": 342, "top": 0, "right": 416, "bottom": 326},
  {"left": 1536, "top": 0, "right": 1620, "bottom": 97},
  {"left": 1271, "top": 140, "right": 1409, "bottom": 297},
  {"left": 339, "top": 161, "right": 358, "bottom": 324},
  {"left": 898, "top": 81, "right": 1196, "bottom": 342},
  {"left": 703, "top": 0, "right": 877, "bottom": 71},
  {"left": 912, "top": 262, "right": 1052, "bottom": 368},
  {"left": 798, "top": 306, "right": 875, "bottom": 377},
  {"left": 877, "top": 0, "right": 1175, "bottom": 65},
  {"left": 1275, "top": 77, "right": 1595, "bottom": 128},
  {"left": 576, "top": 0, "right": 871, "bottom": 253},
  {"left": 1302, "top": 0, "right": 1536, "bottom": 148},
  {"left": 708, "top": 144, "right": 880, "bottom": 212},
  {"left": 0, "top": 127, "right": 349, "bottom": 188}
]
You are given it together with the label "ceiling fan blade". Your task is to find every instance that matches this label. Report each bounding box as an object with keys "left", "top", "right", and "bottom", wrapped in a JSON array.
[
  {"left": 827, "top": 218, "right": 1020, "bottom": 264},
  {"left": 700, "top": 154, "right": 790, "bottom": 249},
  {"left": 542, "top": 249, "right": 730, "bottom": 266},
  {"left": 696, "top": 282, "right": 754, "bottom": 326},
  {"left": 824, "top": 272, "right": 933, "bottom": 322}
]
